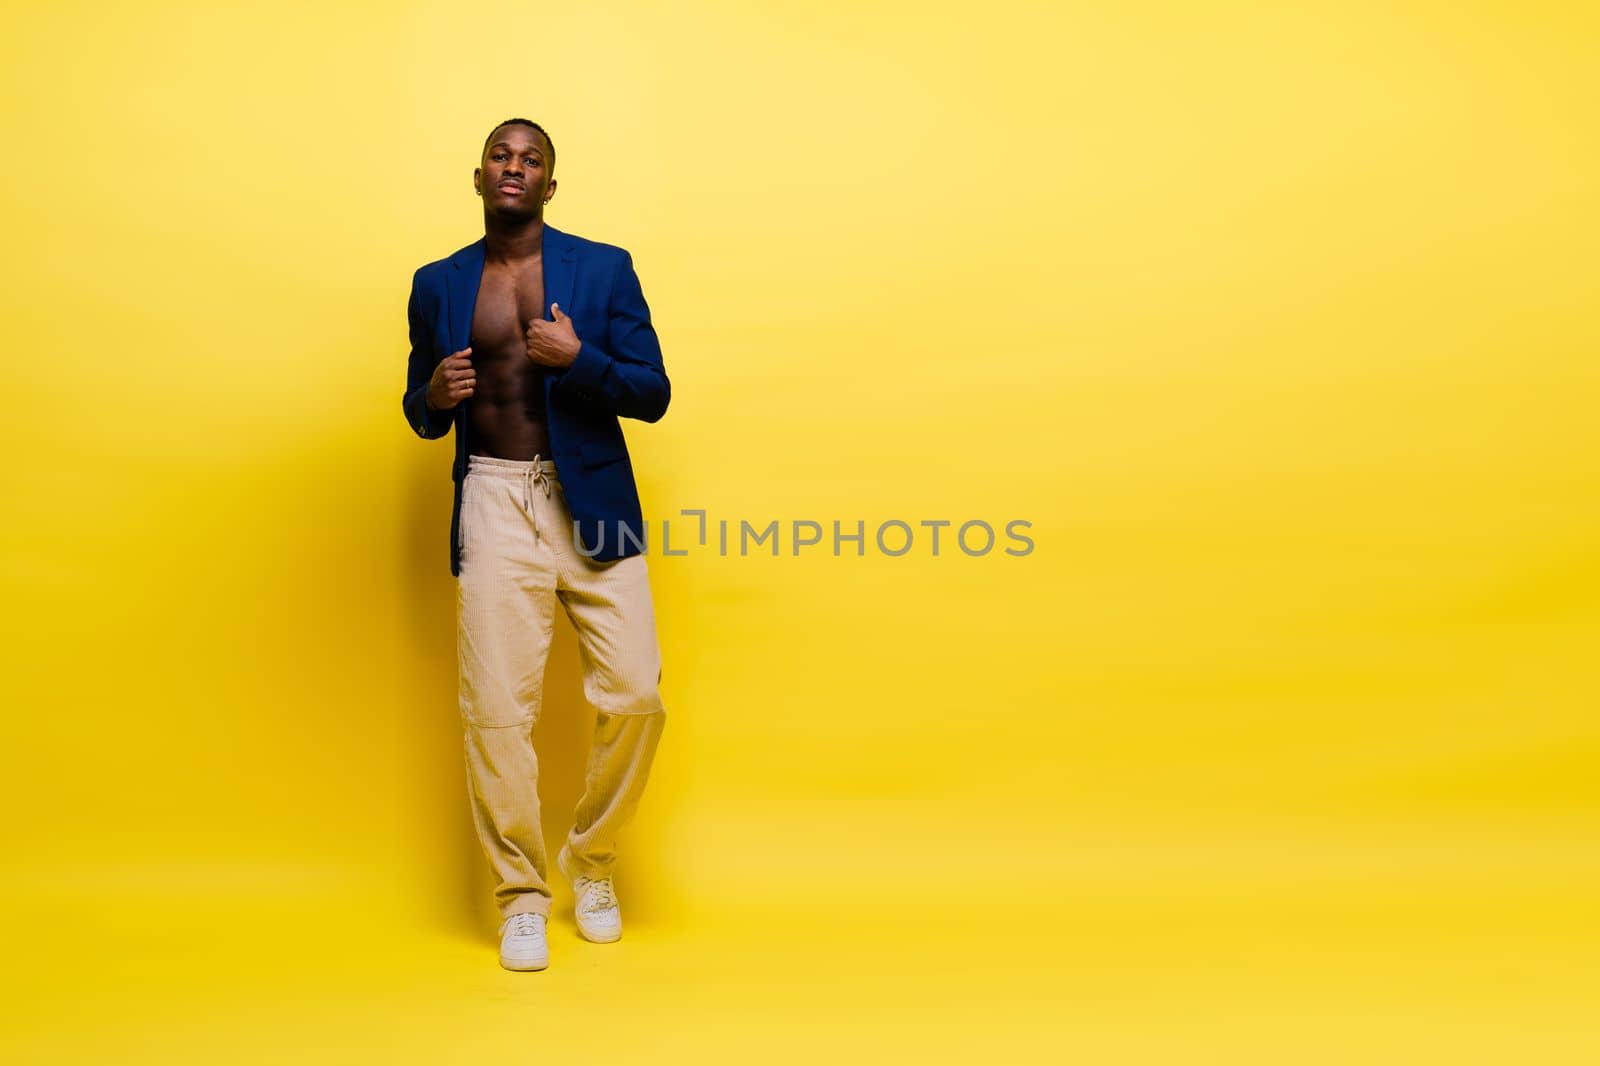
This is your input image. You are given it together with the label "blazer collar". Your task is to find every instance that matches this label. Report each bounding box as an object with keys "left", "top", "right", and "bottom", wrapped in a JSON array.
[{"left": 443, "top": 223, "right": 577, "bottom": 352}]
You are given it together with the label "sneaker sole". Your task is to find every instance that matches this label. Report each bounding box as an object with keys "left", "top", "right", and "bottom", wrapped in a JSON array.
[{"left": 500, "top": 954, "right": 549, "bottom": 971}]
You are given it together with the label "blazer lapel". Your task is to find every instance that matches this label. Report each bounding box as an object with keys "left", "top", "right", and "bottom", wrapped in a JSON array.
[
  {"left": 445, "top": 237, "right": 486, "bottom": 352},
  {"left": 541, "top": 223, "right": 577, "bottom": 322}
]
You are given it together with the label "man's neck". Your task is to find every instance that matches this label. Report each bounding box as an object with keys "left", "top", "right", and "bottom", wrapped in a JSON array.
[{"left": 483, "top": 214, "right": 545, "bottom": 265}]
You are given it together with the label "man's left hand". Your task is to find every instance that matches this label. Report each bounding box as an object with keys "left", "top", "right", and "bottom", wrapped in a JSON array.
[{"left": 526, "top": 303, "right": 581, "bottom": 368}]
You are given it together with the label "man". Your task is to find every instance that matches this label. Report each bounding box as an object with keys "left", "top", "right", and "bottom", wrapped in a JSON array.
[{"left": 402, "top": 118, "right": 670, "bottom": 972}]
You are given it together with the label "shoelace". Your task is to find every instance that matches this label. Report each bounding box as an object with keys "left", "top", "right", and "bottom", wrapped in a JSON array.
[
  {"left": 577, "top": 877, "right": 617, "bottom": 913},
  {"left": 504, "top": 912, "right": 543, "bottom": 937}
]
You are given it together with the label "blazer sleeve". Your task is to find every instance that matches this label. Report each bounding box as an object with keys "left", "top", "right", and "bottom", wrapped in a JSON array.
[
  {"left": 402, "top": 270, "right": 454, "bottom": 440},
  {"left": 551, "top": 250, "right": 671, "bottom": 423}
]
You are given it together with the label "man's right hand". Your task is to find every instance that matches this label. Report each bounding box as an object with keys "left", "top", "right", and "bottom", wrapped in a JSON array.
[{"left": 426, "top": 347, "right": 475, "bottom": 410}]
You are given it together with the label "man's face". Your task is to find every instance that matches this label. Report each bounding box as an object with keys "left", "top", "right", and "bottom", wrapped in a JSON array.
[{"left": 474, "top": 125, "right": 555, "bottom": 217}]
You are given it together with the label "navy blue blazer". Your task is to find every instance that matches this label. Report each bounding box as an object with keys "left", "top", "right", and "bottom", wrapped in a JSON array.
[{"left": 402, "top": 224, "right": 669, "bottom": 575}]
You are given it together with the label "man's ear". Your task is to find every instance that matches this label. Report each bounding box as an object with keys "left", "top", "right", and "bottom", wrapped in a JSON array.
[{"left": 473, "top": 167, "right": 482, "bottom": 196}]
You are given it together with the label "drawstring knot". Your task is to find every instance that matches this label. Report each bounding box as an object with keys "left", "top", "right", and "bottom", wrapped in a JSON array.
[{"left": 522, "top": 460, "right": 552, "bottom": 513}]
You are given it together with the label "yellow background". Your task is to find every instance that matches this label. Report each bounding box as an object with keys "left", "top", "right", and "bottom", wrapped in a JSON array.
[{"left": 2, "top": 0, "right": 1597, "bottom": 1061}]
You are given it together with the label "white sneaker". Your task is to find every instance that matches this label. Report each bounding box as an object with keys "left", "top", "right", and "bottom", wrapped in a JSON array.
[
  {"left": 558, "top": 846, "right": 623, "bottom": 943},
  {"left": 499, "top": 912, "right": 549, "bottom": 971}
]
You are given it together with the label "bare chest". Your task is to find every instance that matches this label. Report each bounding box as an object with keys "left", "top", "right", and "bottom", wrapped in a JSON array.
[{"left": 470, "top": 260, "right": 546, "bottom": 359}]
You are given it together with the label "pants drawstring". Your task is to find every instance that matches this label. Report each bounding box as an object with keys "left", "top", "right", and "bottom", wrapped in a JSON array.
[{"left": 522, "top": 459, "right": 552, "bottom": 515}]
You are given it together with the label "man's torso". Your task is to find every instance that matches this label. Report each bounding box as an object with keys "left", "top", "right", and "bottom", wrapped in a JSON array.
[{"left": 467, "top": 255, "right": 551, "bottom": 459}]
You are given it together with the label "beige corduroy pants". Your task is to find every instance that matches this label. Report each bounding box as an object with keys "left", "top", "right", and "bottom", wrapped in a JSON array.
[{"left": 456, "top": 453, "right": 666, "bottom": 921}]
